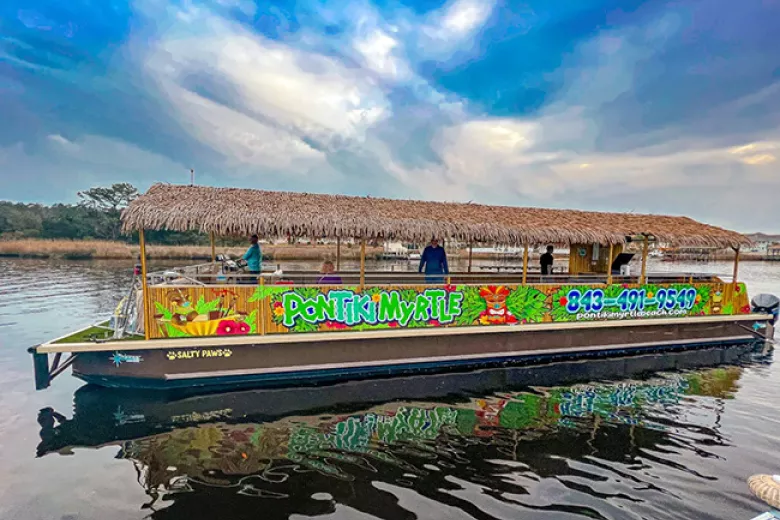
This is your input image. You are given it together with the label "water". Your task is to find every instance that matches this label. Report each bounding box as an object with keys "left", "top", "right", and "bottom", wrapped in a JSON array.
[{"left": 1, "top": 257, "right": 780, "bottom": 520}]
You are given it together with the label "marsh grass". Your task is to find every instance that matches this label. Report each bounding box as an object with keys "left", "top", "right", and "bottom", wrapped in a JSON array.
[{"left": 0, "top": 239, "right": 383, "bottom": 260}]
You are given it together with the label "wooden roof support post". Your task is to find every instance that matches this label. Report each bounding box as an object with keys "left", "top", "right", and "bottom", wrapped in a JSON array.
[
  {"left": 467, "top": 243, "right": 473, "bottom": 273},
  {"left": 259, "top": 275, "right": 266, "bottom": 336},
  {"left": 607, "top": 243, "right": 614, "bottom": 285},
  {"left": 210, "top": 232, "right": 216, "bottom": 263},
  {"left": 522, "top": 244, "right": 529, "bottom": 285},
  {"left": 640, "top": 235, "right": 649, "bottom": 284},
  {"left": 139, "top": 229, "right": 151, "bottom": 340},
  {"left": 336, "top": 236, "right": 341, "bottom": 272},
  {"left": 732, "top": 246, "right": 740, "bottom": 289},
  {"left": 359, "top": 237, "right": 366, "bottom": 289}
]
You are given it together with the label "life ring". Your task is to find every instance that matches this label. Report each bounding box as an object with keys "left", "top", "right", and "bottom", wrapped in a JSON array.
[{"left": 748, "top": 474, "right": 780, "bottom": 509}]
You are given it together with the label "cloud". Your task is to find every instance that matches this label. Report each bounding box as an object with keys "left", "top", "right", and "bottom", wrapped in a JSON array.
[
  {"left": 46, "top": 134, "right": 80, "bottom": 151},
  {"left": 141, "top": 2, "right": 391, "bottom": 174},
  {"left": 2, "top": 0, "right": 779, "bottom": 232},
  {"left": 354, "top": 29, "right": 406, "bottom": 79},
  {"left": 418, "top": 0, "right": 496, "bottom": 57},
  {"left": 399, "top": 6, "right": 780, "bottom": 227},
  {"left": 0, "top": 134, "right": 186, "bottom": 201},
  {"left": 729, "top": 141, "right": 779, "bottom": 165}
]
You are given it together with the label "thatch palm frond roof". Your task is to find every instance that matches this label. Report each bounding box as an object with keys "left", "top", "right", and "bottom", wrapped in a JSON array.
[{"left": 121, "top": 184, "right": 750, "bottom": 247}]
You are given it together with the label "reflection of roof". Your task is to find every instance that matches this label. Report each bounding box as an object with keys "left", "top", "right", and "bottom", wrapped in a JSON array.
[{"left": 122, "top": 183, "right": 750, "bottom": 247}]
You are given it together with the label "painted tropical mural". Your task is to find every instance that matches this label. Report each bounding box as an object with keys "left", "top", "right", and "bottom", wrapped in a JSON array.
[{"left": 147, "top": 282, "right": 749, "bottom": 339}]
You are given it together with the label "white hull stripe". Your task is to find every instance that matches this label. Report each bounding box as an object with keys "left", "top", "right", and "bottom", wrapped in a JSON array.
[{"left": 37, "top": 313, "right": 771, "bottom": 354}]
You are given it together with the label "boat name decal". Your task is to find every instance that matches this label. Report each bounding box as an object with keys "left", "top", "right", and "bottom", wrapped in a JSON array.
[
  {"left": 165, "top": 348, "right": 233, "bottom": 360},
  {"left": 281, "top": 289, "right": 464, "bottom": 328}
]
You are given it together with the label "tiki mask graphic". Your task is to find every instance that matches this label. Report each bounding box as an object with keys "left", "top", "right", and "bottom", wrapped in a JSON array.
[
  {"left": 478, "top": 286, "right": 518, "bottom": 324},
  {"left": 473, "top": 398, "right": 508, "bottom": 437}
]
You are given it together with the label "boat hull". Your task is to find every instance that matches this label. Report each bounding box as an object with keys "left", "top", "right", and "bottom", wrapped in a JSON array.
[{"left": 55, "top": 315, "right": 772, "bottom": 390}]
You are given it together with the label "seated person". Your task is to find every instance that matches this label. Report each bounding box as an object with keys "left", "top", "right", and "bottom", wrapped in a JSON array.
[{"left": 317, "top": 260, "right": 342, "bottom": 284}]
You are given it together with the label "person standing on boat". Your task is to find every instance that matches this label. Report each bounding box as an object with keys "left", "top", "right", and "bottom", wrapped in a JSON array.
[
  {"left": 242, "top": 235, "right": 262, "bottom": 282},
  {"left": 419, "top": 238, "right": 449, "bottom": 284},
  {"left": 540, "top": 245, "right": 554, "bottom": 276}
]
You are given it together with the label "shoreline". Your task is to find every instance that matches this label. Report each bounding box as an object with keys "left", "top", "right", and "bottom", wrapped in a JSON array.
[{"left": 0, "top": 239, "right": 383, "bottom": 261}]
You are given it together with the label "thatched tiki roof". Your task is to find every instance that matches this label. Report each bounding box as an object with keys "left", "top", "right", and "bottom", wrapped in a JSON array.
[{"left": 121, "top": 184, "right": 750, "bottom": 248}]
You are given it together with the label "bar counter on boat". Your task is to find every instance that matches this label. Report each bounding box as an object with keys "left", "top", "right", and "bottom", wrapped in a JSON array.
[{"left": 29, "top": 183, "right": 777, "bottom": 390}]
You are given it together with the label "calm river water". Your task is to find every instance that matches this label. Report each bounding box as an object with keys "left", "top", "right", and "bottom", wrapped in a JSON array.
[{"left": 1, "top": 258, "right": 780, "bottom": 520}]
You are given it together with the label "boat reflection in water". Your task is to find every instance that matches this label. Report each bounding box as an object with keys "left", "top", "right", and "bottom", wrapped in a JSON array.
[{"left": 36, "top": 344, "right": 767, "bottom": 519}]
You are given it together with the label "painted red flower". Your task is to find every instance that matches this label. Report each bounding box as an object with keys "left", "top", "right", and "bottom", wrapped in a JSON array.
[
  {"left": 325, "top": 321, "right": 348, "bottom": 330},
  {"left": 273, "top": 301, "right": 283, "bottom": 309},
  {"left": 740, "top": 305, "right": 751, "bottom": 314},
  {"left": 559, "top": 296, "right": 568, "bottom": 306},
  {"left": 444, "top": 284, "right": 457, "bottom": 293},
  {"left": 237, "top": 321, "right": 250, "bottom": 334},
  {"left": 735, "top": 285, "right": 741, "bottom": 293},
  {"left": 429, "top": 319, "right": 441, "bottom": 327},
  {"left": 217, "top": 320, "right": 242, "bottom": 335},
  {"left": 622, "top": 284, "right": 630, "bottom": 288},
  {"left": 388, "top": 321, "right": 400, "bottom": 328}
]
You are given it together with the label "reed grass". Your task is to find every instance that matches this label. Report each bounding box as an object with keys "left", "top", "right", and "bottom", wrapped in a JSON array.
[{"left": 0, "top": 239, "right": 383, "bottom": 260}]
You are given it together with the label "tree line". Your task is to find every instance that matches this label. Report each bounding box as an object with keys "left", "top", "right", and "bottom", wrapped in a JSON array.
[{"left": 0, "top": 183, "right": 213, "bottom": 245}]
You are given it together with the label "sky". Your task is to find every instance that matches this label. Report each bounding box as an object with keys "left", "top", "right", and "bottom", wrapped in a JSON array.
[{"left": 0, "top": 0, "right": 779, "bottom": 232}]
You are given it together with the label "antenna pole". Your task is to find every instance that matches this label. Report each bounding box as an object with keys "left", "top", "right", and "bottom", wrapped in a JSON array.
[{"left": 190, "top": 169, "right": 194, "bottom": 186}]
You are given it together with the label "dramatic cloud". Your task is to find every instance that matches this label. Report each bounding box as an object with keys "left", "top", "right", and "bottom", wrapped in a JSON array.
[{"left": 0, "top": 0, "right": 778, "bottom": 231}]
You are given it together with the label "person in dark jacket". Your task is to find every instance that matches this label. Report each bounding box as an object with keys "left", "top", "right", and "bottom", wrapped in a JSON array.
[
  {"left": 540, "top": 245, "right": 554, "bottom": 276},
  {"left": 419, "top": 238, "right": 449, "bottom": 284}
]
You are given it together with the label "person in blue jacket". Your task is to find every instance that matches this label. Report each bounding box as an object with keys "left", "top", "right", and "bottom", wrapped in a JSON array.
[
  {"left": 419, "top": 238, "right": 449, "bottom": 284},
  {"left": 242, "top": 234, "right": 262, "bottom": 283}
]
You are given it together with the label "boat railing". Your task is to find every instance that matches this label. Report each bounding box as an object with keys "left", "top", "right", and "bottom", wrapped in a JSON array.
[{"left": 145, "top": 269, "right": 728, "bottom": 287}]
